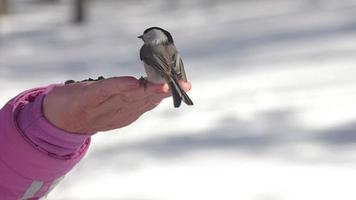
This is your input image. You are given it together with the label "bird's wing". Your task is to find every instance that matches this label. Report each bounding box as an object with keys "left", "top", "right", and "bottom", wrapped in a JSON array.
[
  {"left": 140, "top": 44, "right": 187, "bottom": 81},
  {"left": 163, "top": 44, "right": 187, "bottom": 81},
  {"left": 173, "top": 53, "right": 188, "bottom": 81},
  {"left": 140, "top": 45, "right": 172, "bottom": 77}
]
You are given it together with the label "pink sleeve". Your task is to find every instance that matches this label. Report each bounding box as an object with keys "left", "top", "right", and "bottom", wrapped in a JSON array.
[{"left": 0, "top": 85, "right": 91, "bottom": 199}]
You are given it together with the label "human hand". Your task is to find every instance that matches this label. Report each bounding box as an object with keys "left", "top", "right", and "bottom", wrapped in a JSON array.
[{"left": 43, "top": 76, "right": 192, "bottom": 134}]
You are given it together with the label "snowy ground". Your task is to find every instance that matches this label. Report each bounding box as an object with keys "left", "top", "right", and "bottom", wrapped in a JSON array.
[{"left": 1, "top": 0, "right": 356, "bottom": 199}]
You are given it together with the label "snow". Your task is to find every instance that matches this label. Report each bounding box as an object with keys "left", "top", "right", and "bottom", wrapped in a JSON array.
[{"left": 1, "top": 0, "right": 356, "bottom": 199}]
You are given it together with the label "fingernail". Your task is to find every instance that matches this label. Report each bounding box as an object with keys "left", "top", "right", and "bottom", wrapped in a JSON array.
[
  {"left": 147, "top": 83, "right": 168, "bottom": 93},
  {"left": 162, "top": 84, "right": 169, "bottom": 93}
]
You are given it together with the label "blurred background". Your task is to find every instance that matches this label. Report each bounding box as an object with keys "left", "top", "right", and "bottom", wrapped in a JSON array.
[{"left": 1, "top": 0, "right": 356, "bottom": 199}]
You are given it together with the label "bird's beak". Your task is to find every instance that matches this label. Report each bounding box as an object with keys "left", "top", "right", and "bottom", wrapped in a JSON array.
[{"left": 138, "top": 35, "right": 143, "bottom": 39}]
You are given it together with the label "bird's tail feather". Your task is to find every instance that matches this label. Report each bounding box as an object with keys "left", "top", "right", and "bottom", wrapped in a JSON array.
[
  {"left": 181, "top": 88, "right": 194, "bottom": 106},
  {"left": 169, "top": 79, "right": 193, "bottom": 108},
  {"left": 169, "top": 81, "right": 182, "bottom": 108}
]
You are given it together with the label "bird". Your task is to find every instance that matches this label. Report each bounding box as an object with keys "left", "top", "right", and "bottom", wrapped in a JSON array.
[{"left": 138, "top": 26, "right": 193, "bottom": 108}]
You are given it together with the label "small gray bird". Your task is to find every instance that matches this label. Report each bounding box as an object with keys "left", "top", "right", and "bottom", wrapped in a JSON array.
[{"left": 138, "top": 27, "right": 193, "bottom": 108}]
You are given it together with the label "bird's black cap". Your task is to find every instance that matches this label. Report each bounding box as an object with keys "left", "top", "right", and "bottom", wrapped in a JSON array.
[{"left": 143, "top": 26, "right": 174, "bottom": 43}]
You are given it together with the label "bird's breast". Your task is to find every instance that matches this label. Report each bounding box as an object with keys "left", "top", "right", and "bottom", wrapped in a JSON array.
[{"left": 144, "top": 63, "right": 166, "bottom": 84}]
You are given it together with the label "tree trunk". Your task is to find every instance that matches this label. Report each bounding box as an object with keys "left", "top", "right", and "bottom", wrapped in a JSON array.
[
  {"left": 0, "top": 0, "right": 8, "bottom": 15},
  {"left": 73, "top": 0, "right": 86, "bottom": 24}
]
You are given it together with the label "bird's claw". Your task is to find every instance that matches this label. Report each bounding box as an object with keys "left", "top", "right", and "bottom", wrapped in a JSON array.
[{"left": 139, "top": 76, "right": 148, "bottom": 90}]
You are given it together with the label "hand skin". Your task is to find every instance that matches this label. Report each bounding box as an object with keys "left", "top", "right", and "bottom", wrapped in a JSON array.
[{"left": 43, "top": 76, "right": 192, "bottom": 134}]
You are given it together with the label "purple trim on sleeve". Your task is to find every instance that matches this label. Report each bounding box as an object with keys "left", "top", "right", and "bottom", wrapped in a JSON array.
[
  {"left": 17, "top": 85, "right": 90, "bottom": 158},
  {"left": 0, "top": 85, "right": 90, "bottom": 183}
]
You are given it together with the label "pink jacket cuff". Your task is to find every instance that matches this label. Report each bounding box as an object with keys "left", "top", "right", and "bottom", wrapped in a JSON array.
[
  {"left": 17, "top": 84, "right": 90, "bottom": 158},
  {"left": 0, "top": 85, "right": 90, "bottom": 181}
]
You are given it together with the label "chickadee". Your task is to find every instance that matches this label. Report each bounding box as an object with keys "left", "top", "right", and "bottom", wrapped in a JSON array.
[{"left": 138, "top": 27, "right": 193, "bottom": 108}]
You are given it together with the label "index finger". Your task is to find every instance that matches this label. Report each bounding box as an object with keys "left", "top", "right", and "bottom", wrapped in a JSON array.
[
  {"left": 141, "top": 81, "right": 192, "bottom": 100},
  {"left": 85, "top": 76, "right": 140, "bottom": 101},
  {"left": 92, "top": 76, "right": 139, "bottom": 91},
  {"left": 99, "top": 76, "right": 140, "bottom": 91}
]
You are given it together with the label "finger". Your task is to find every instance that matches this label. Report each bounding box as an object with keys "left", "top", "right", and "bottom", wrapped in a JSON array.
[
  {"left": 92, "top": 76, "right": 140, "bottom": 94},
  {"left": 149, "top": 81, "right": 191, "bottom": 99},
  {"left": 144, "top": 82, "right": 170, "bottom": 94},
  {"left": 86, "top": 76, "right": 140, "bottom": 103},
  {"left": 179, "top": 81, "right": 192, "bottom": 92},
  {"left": 145, "top": 83, "right": 171, "bottom": 100}
]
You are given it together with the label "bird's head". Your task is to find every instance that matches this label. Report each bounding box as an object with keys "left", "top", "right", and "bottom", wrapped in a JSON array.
[{"left": 138, "top": 27, "right": 174, "bottom": 45}]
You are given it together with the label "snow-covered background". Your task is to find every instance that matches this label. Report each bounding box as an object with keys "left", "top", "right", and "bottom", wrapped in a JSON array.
[{"left": 1, "top": 0, "right": 356, "bottom": 199}]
